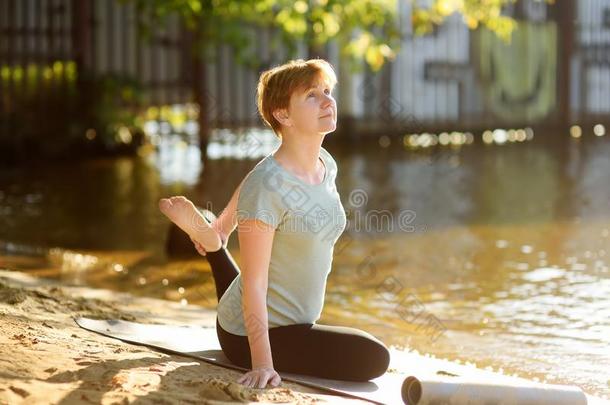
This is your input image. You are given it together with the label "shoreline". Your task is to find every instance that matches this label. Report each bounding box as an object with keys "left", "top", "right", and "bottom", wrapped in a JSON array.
[
  {"left": 0, "top": 270, "right": 366, "bottom": 404},
  {"left": 1, "top": 269, "right": 608, "bottom": 404}
]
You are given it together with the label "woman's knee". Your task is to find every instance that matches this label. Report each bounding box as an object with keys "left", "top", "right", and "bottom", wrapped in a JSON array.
[
  {"left": 336, "top": 337, "right": 390, "bottom": 382},
  {"left": 360, "top": 341, "right": 390, "bottom": 380},
  {"left": 319, "top": 325, "right": 391, "bottom": 381}
]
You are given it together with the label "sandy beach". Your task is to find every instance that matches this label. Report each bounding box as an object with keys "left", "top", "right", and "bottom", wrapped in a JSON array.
[
  {"left": 2, "top": 268, "right": 608, "bottom": 405},
  {"left": 0, "top": 270, "right": 367, "bottom": 405}
]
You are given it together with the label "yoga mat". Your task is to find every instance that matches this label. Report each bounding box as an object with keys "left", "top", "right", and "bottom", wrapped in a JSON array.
[{"left": 74, "top": 317, "right": 588, "bottom": 405}]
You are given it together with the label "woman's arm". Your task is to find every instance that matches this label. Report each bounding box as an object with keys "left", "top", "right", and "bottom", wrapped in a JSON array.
[
  {"left": 213, "top": 178, "right": 246, "bottom": 245},
  {"left": 238, "top": 217, "right": 276, "bottom": 369}
]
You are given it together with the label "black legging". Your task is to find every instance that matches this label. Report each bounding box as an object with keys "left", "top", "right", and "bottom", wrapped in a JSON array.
[{"left": 206, "top": 246, "right": 391, "bottom": 382}]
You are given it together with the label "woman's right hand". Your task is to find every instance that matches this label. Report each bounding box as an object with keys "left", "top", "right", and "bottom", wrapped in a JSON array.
[
  {"left": 191, "top": 222, "right": 228, "bottom": 256},
  {"left": 237, "top": 365, "right": 281, "bottom": 388}
]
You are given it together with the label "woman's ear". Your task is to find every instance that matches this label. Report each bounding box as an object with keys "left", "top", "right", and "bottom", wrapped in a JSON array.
[{"left": 272, "top": 108, "right": 291, "bottom": 127}]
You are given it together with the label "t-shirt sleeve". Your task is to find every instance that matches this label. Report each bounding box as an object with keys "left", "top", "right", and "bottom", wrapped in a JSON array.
[{"left": 236, "top": 167, "right": 287, "bottom": 229}]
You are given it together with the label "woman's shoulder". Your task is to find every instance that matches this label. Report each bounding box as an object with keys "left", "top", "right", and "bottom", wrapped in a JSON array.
[
  {"left": 320, "top": 146, "right": 338, "bottom": 176},
  {"left": 320, "top": 146, "right": 335, "bottom": 163},
  {"left": 236, "top": 156, "right": 287, "bottom": 227},
  {"left": 240, "top": 156, "right": 283, "bottom": 195}
]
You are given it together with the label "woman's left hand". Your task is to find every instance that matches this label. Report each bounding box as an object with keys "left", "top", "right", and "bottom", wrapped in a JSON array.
[{"left": 237, "top": 365, "right": 281, "bottom": 388}]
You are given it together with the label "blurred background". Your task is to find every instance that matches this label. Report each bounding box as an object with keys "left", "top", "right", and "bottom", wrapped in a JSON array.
[{"left": 0, "top": 0, "right": 609, "bottom": 398}]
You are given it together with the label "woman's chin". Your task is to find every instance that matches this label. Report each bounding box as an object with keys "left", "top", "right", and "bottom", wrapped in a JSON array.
[{"left": 319, "top": 122, "right": 337, "bottom": 133}]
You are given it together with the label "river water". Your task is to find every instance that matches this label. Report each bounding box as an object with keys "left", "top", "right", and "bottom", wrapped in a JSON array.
[{"left": 0, "top": 132, "right": 608, "bottom": 397}]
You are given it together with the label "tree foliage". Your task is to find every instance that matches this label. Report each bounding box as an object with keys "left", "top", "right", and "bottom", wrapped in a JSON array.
[{"left": 123, "top": 0, "right": 553, "bottom": 72}]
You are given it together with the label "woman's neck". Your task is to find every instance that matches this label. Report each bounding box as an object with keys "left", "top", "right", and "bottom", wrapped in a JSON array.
[{"left": 273, "top": 135, "right": 324, "bottom": 178}]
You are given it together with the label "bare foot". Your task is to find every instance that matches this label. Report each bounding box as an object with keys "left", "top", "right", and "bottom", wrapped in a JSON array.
[{"left": 159, "top": 196, "right": 222, "bottom": 252}]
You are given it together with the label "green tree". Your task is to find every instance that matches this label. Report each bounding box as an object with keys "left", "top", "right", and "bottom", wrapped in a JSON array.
[
  {"left": 126, "top": 0, "right": 551, "bottom": 72},
  {"left": 122, "top": 0, "right": 552, "bottom": 152}
]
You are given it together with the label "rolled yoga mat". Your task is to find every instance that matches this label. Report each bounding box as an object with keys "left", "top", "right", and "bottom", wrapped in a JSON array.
[{"left": 74, "top": 317, "right": 588, "bottom": 405}]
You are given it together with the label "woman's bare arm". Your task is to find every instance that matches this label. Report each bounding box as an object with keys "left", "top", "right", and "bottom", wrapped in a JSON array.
[
  {"left": 213, "top": 178, "right": 246, "bottom": 244},
  {"left": 238, "top": 217, "right": 276, "bottom": 369}
]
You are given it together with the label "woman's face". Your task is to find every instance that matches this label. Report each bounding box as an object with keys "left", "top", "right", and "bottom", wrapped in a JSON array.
[{"left": 285, "top": 78, "right": 337, "bottom": 135}]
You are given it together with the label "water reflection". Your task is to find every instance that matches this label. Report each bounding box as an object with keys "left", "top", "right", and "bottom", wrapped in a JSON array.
[
  {"left": 0, "top": 134, "right": 609, "bottom": 397},
  {"left": 152, "top": 135, "right": 202, "bottom": 186}
]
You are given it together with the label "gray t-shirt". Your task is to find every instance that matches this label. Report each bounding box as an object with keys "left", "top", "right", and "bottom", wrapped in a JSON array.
[{"left": 217, "top": 146, "right": 347, "bottom": 336}]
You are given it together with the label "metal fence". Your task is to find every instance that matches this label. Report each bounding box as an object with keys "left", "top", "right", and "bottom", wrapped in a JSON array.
[{"left": 1, "top": 0, "right": 609, "bottom": 146}]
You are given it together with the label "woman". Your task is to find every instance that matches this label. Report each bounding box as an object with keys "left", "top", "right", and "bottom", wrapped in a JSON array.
[{"left": 159, "top": 59, "right": 390, "bottom": 389}]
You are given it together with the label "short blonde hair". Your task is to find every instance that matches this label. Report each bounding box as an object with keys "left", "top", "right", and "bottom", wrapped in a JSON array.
[{"left": 256, "top": 58, "right": 337, "bottom": 138}]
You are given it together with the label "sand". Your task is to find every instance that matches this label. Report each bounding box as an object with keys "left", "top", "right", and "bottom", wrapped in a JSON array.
[{"left": 0, "top": 270, "right": 367, "bottom": 405}]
